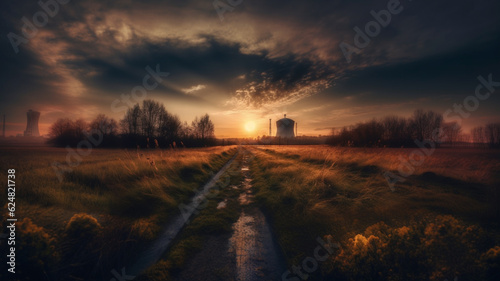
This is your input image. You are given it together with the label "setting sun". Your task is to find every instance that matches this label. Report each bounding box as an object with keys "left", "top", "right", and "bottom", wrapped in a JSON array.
[
  {"left": 245, "top": 121, "right": 256, "bottom": 132},
  {"left": 1, "top": 1, "right": 500, "bottom": 280}
]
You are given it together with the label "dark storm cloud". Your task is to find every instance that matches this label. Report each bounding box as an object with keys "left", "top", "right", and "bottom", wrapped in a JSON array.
[
  {"left": 332, "top": 35, "right": 500, "bottom": 104},
  {"left": 0, "top": 0, "right": 499, "bottom": 135}
]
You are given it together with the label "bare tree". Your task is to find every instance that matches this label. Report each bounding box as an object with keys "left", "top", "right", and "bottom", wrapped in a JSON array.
[
  {"left": 119, "top": 99, "right": 205, "bottom": 147},
  {"left": 381, "top": 115, "right": 409, "bottom": 146},
  {"left": 120, "top": 104, "right": 142, "bottom": 135},
  {"left": 141, "top": 99, "right": 163, "bottom": 138},
  {"left": 158, "top": 110, "right": 181, "bottom": 140},
  {"left": 471, "top": 126, "right": 486, "bottom": 144},
  {"left": 178, "top": 121, "right": 192, "bottom": 139},
  {"left": 351, "top": 119, "right": 384, "bottom": 147},
  {"left": 192, "top": 114, "right": 215, "bottom": 142},
  {"left": 442, "top": 122, "right": 462, "bottom": 145},
  {"left": 49, "top": 118, "right": 88, "bottom": 146},
  {"left": 410, "top": 109, "right": 443, "bottom": 141},
  {"left": 90, "top": 114, "right": 118, "bottom": 136},
  {"left": 485, "top": 122, "right": 500, "bottom": 148},
  {"left": 49, "top": 118, "right": 74, "bottom": 140}
]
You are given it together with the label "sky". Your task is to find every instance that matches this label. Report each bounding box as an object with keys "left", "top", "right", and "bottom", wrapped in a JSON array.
[{"left": 1, "top": 0, "right": 499, "bottom": 138}]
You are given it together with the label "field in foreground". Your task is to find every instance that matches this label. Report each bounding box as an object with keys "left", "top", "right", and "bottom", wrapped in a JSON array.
[
  {"left": 0, "top": 146, "right": 237, "bottom": 280},
  {"left": 249, "top": 146, "right": 500, "bottom": 281},
  {"left": 0, "top": 145, "right": 499, "bottom": 281}
]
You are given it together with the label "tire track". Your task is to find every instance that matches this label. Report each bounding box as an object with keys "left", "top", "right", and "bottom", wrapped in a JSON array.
[
  {"left": 173, "top": 148, "right": 287, "bottom": 281},
  {"left": 228, "top": 151, "right": 287, "bottom": 281},
  {"left": 127, "top": 150, "right": 239, "bottom": 277}
]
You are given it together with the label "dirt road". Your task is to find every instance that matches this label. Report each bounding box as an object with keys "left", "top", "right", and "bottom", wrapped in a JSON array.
[{"left": 174, "top": 150, "right": 287, "bottom": 281}]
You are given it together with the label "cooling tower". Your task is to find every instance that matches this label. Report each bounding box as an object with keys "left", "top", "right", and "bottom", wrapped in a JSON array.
[
  {"left": 24, "top": 110, "right": 40, "bottom": 137},
  {"left": 276, "top": 114, "right": 295, "bottom": 138}
]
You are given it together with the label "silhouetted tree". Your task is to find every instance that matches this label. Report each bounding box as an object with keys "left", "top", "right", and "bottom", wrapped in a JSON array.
[
  {"left": 158, "top": 110, "right": 181, "bottom": 141},
  {"left": 485, "top": 122, "right": 500, "bottom": 148},
  {"left": 192, "top": 114, "right": 215, "bottom": 145},
  {"left": 89, "top": 114, "right": 118, "bottom": 147},
  {"left": 410, "top": 109, "right": 443, "bottom": 142},
  {"left": 120, "top": 104, "right": 142, "bottom": 135},
  {"left": 90, "top": 114, "right": 118, "bottom": 136},
  {"left": 117, "top": 99, "right": 216, "bottom": 147},
  {"left": 471, "top": 126, "right": 486, "bottom": 144},
  {"left": 49, "top": 118, "right": 79, "bottom": 146},
  {"left": 141, "top": 100, "right": 163, "bottom": 139},
  {"left": 442, "top": 122, "right": 462, "bottom": 145},
  {"left": 381, "top": 115, "right": 411, "bottom": 147},
  {"left": 328, "top": 110, "right": 445, "bottom": 148},
  {"left": 470, "top": 123, "right": 500, "bottom": 148}
]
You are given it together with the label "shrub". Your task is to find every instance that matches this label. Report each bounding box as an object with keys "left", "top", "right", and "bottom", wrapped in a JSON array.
[
  {"left": 328, "top": 215, "right": 497, "bottom": 281},
  {"left": 481, "top": 246, "right": 500, "bottom": 280},
  {"left": 65, "top": 213, "right": 102, "bottom": 240},
  {"left": 15, "top": 218, "right": 58, "bottom": 280},
  {"left": 130, "top": 218, "right": 160, "bottom": 241}
]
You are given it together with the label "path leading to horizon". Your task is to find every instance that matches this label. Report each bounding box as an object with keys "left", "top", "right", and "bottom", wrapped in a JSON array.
[{"left": 134, "top": 148, "right": 287, "bottom": 281}]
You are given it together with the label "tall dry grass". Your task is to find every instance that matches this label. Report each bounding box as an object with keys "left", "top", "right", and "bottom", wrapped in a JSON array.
[
  {"left": 257, "top": 145, "right": 500, "bottom": 185},
  {"left": 248, "top": 145, "right": 499, "bottom": 279},
  {"left": 0, "top": 146, "right": 237, "bottom": 280}
]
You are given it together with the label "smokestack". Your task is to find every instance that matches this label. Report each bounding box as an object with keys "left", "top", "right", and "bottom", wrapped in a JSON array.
[
  {"left": 296, "top": 122, "right": 298, "bottom": 137},
  {"left": 24, "top": 110, "right": 40, "bottom": 137},
  {"left": 2, "top": 115, "right": 5, "bottom": 138},
  {"left": 269, "top": 119, "right": 271, "bottom": 136}
]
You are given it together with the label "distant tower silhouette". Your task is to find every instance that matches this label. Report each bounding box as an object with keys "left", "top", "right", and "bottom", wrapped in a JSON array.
[
  {"left": 269, "top": 119, "right": 272, "bottom": 136},
  {"left": 2, "top": 115, "right": 5, "bottom": 138},
  {"left": 24, "top": 110, "right": 40, "bottom": 137},
  {"left": 276, "top": 114, "right": 295, "bottom": 138}
]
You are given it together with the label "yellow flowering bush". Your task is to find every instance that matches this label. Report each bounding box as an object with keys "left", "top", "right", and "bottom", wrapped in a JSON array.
[
  {"left": 65, "top": 213, "right": 102, "bottom": 240},
  {"left": 328, "top": 216, "right": 497, "bottom": 281},
  {"left": 15, "top": 218, "right": 58, "bottom": 280}
]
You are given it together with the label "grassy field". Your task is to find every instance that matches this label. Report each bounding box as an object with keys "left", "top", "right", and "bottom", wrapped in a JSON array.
[
  {"left": 0, "top": 146, "right": 237, "bottom": 280},
  {"left": 138, "top": 150, "right": 246, "bottom": 281},
  {"left": 1, "top": 145, "right": 499, "bottom": 280},
  {"left": 249, "top": 146, "right": 500, "bottom": 280}
]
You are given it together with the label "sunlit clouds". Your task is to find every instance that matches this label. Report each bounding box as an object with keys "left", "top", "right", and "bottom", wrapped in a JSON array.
[
  {"left": 1, "top": 0, "right": 499, "bottom": 137},
  {"left": 182, "top": 85, "right": 207, "bottom": 94}
]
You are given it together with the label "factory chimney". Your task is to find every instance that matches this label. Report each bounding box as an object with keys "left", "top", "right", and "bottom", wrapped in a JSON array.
[{"left": 269, "top": 119, "right": 271, "bottom": 136}]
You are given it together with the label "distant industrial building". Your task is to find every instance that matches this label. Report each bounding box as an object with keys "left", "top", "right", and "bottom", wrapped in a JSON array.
[
  {"left": 2, "top": 115, "right": 5, "bottom": 138},
  {"left": 276, "top": 114, "right": 295, "bottom": 138},
  {"left": 24, "top": 110, "right": 40, "bottom": 137}
]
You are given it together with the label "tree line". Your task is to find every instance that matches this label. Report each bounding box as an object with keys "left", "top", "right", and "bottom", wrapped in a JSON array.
[
  {"left": 48, "top": 99, "right": 215, "bottom": 147},
  {"left": 327, "top": 109, "right": 500, "bottom": 148}
]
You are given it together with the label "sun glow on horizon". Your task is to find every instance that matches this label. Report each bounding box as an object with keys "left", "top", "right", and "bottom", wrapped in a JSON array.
[{"left": 244, "top": 121, "right": 256, "bottom": 133}]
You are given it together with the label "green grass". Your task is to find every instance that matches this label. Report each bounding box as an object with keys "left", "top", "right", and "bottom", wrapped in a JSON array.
[{"left": 0, "top": 146, "right": 237, "bottom": 280}]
